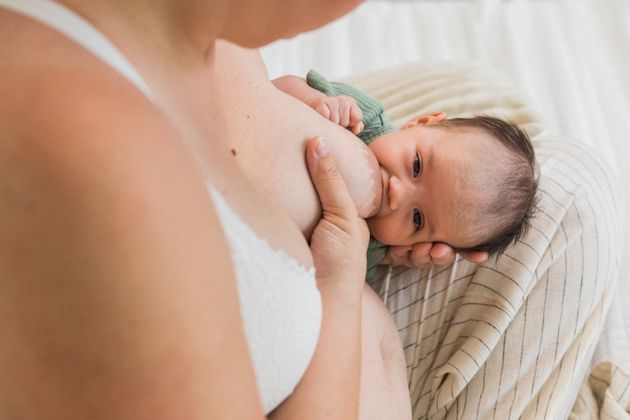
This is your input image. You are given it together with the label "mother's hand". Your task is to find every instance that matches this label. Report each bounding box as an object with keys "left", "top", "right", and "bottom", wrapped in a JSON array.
[
  {"left": 279, "top": 137, "right": 368, "bottom": 419},
  {"left": 305, "top": 137, "right": 369, "bottom": 292},
  {"left": 382, "top": 243, "right": 488, "bottom": 269}
]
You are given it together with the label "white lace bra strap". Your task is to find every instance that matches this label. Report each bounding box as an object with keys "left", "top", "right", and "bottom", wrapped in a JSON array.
[{"left": 0, "top": 0, "right": 155, "bottom": 103}]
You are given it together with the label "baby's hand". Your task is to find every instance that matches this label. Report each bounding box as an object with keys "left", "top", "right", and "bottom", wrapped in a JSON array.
[{"left": 309, "top": 95, "right": 364, "bottom": 135}]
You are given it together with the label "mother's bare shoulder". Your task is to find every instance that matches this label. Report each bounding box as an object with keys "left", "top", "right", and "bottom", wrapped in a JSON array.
[{"left": 0, "top": 57, "right": 267, "bottom": 417}]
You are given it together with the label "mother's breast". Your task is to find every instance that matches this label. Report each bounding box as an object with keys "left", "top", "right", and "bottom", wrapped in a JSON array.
[
  {"left": 228, "top": 88, "right": 381, "bottom": 239},
  {"left": 214, "top": 42, "right": 381, "bottom": 239}
]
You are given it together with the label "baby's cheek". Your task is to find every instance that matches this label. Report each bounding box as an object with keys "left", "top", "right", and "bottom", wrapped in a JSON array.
[{"left": 366, "top": 218, "right": 393, "bottom": 245}]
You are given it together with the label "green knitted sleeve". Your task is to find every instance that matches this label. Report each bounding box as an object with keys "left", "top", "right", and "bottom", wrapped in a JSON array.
[
  {"left": 366, "top": 238, "right": 389, "bottom": 279},
  {"left": 306, "top": 69, "right": 396, "bottom": 145}
]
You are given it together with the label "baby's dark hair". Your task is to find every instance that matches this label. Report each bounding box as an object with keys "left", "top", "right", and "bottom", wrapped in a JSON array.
[{"left": 439, "top": 115, "right": 538, "bottom": 257}]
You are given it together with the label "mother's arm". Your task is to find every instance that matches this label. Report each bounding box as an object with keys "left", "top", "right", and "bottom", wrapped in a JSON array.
[
  {"left": 0, "top": 72, "right": 265, "bottom": 419},
  {"left": 271, "top": 138, "right": 369, "bottom": 419}
]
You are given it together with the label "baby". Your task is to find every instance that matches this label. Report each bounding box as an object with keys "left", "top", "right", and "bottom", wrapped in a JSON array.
[{"left": 273, "top": 70, "right": 538, "bottom": 277}]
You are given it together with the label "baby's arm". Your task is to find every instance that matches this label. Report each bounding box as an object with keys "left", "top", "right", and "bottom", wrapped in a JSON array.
[{"left": 273, "top": 75, "right": 364, "bottom": 134}]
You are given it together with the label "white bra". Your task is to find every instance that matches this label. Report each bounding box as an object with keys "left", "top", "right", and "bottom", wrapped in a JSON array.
[{"left": 0, "top": 0, "right": 322, "bottom": 413}]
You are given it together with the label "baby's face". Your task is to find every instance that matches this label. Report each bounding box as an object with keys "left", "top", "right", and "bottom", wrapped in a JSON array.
[{"left": 366, "top": 124, "right": 497, "bottom": 249}]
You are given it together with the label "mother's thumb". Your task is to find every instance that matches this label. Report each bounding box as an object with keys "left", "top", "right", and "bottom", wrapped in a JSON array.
[{"left": 306, "top": 137, "right": 356, "bottom": 215}]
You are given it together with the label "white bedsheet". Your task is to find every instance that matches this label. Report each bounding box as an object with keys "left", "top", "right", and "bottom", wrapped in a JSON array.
[{"left": 261, "top": 0, "right": 630, "bottom": 372}]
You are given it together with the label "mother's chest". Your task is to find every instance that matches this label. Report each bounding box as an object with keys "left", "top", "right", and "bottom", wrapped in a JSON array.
[
  {"left": 165, "top": 95, "right": 316, "bottom": 269},
  {"left": 222, "top": 91, "right": 327, "bottom": 239}
]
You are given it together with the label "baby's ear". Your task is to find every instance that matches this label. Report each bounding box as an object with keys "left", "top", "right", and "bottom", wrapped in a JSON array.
[{"left": 402, "top": 112, "right": 447, "bottom": 129}]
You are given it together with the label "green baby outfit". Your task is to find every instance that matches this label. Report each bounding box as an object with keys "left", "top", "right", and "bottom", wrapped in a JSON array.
[{"left": 306, "top": 70, "right": 396, "bottom": 278}]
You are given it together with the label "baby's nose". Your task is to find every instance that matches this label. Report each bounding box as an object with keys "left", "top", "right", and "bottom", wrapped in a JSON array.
[{"left": 388, "top": 175, "right": 411, "bottom": 211}]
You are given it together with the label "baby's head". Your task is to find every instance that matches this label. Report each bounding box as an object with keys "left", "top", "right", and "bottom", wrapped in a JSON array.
[{"left": 366, "top": 112, "right": 537, "bottom": 257}]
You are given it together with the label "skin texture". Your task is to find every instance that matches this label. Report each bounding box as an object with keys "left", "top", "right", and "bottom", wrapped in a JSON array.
[
  {"left": 0, "top": 40, "right": 263, "bottom": 418},
  {"left": 0, "top": 1, "right": 414, "bottom": 419},
  {"left": 366, "top": 115, "right": 499, "bottom": 249}
]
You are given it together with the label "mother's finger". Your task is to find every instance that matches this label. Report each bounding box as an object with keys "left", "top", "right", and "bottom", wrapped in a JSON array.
[
  {"left": 461, "top": 250, "right": 489, "bottom": 264},
  {"left": 430, "top": 243, "right": 456, "bottom": 266},
  {"left": 408, "top": 242, "right": 433, "bottom": 268},
  {"left": 382, "top": 245, "right": 412, "bottom": 266},
  {"left": 305, "top": 137, "right": 356, "bottom": 219}
]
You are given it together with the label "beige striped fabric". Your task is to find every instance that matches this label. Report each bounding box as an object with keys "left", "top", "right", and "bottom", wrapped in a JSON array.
[
  {"left": 346, "top": 63, "right": 625, "bottom": 419},
  {"left": 571, "top": 362, "right": 630, "bottom": 419}
]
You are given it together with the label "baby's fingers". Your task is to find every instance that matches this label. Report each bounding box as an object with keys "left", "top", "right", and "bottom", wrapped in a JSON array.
[
  {"left": 326, "top": 101, "right": 340, "bottom": 124},
  {"left": 351, "top": 122, "right": 364, "bottom": 135},
  {"left": 313, "top": 100, "right": 340, "bottom": 124},
  {"left": 349, "top": 103, "right": 363, "bottom": 133},
  {"left": 314, "top": 102, "right": 331, "bottom": 120},
  {"left": 336, "top": 97, "right": 350, "bottom": 128},
  {"left": 313, "top": 101, "right": 339, "bottom": 124}
]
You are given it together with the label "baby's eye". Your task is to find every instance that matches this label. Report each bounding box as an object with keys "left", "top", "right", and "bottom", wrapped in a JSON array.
[
  {"left": 413, "top": 153, "right": 422, "bottom": 178},
  {"left": 413, "top": 208, "right": 423, "bottom": 230}
]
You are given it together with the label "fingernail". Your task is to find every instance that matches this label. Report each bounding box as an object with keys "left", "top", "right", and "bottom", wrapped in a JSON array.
[{"left": 315, "top": 137, "right": 329, "bottom": 157}]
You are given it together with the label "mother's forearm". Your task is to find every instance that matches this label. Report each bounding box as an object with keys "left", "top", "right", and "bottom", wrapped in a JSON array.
[{"left": 270, "top": 281, "right": 362, "bottom": 420}]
